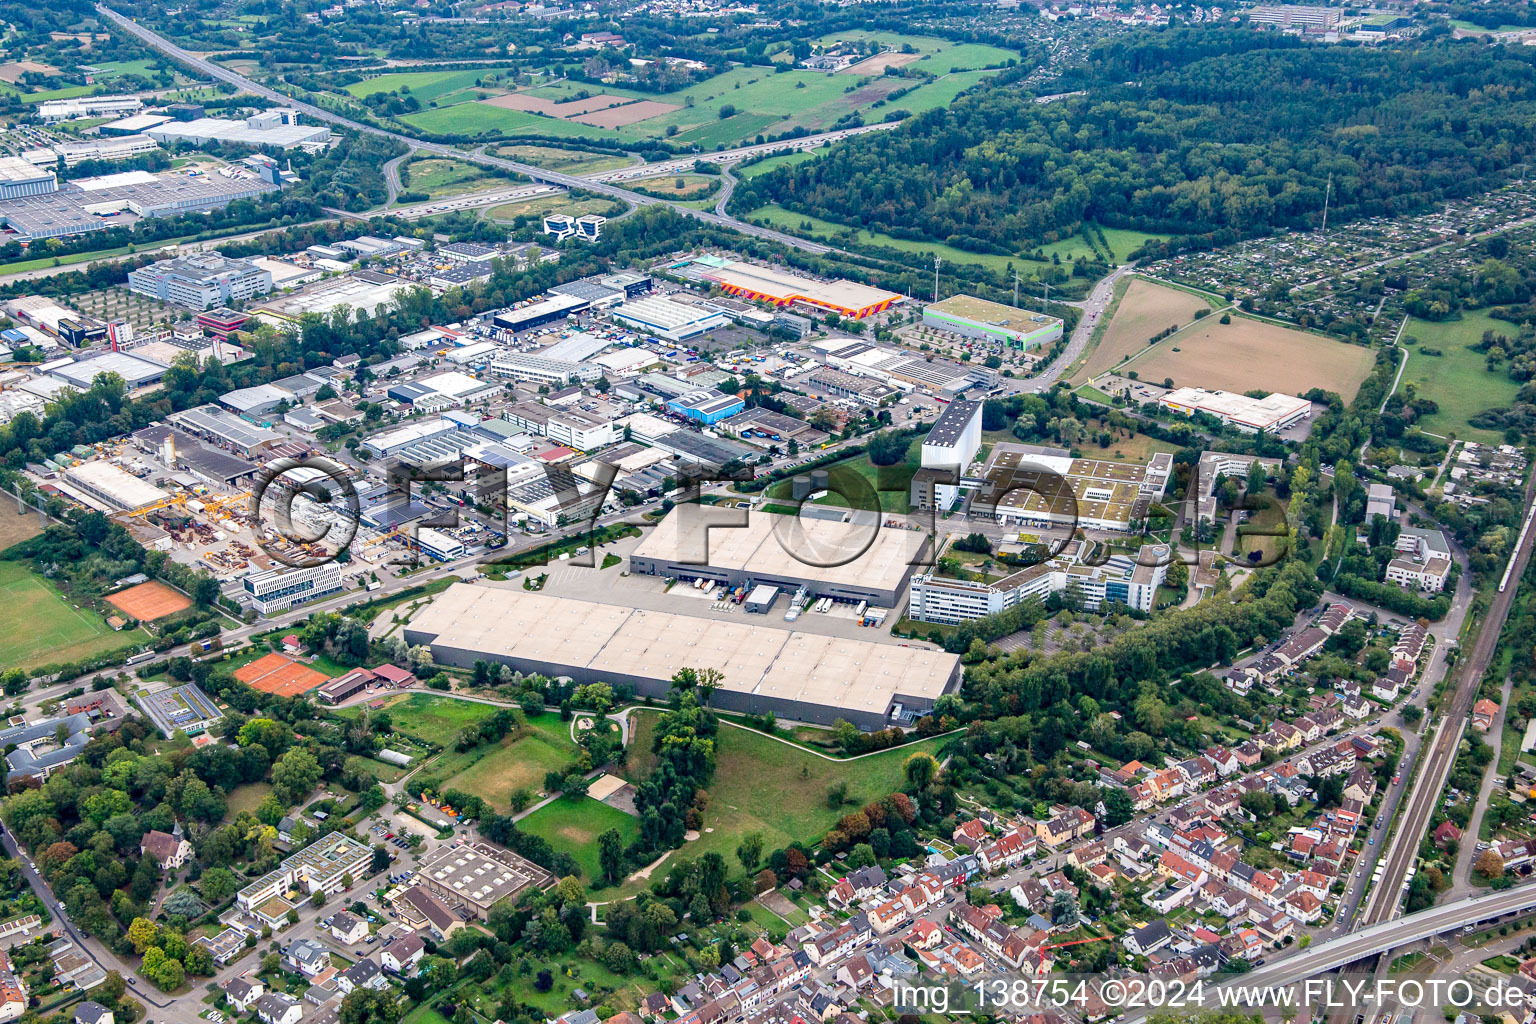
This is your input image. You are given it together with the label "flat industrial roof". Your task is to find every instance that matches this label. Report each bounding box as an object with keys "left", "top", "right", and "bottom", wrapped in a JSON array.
[
  {"left": 926, "top": 293, "right": 1063, "bottom": 334},
  {"left": 405, "top": 584, "right": 958, "bottom": 711},
  {"left": 701, "top": 260, "right": 901, "bottom": 316},
  {"left": 64, "top": 460, "right": 170, "bottom": 510},
  {"left": 632, "top": 508, "right": 924, "bottom": 593}
]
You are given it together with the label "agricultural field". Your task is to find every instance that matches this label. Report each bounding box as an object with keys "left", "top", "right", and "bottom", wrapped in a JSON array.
[
  {"left": 399, "top": 156, "right": 511, "bottom": 198},
  {"left": 617, "top": 711, "right": 948, "bottom": 894},
  {"left": 438, "top": 713, "right": 582, "bottom": 811},
  {"left": 1073, "top": 277, "right": 1213, "bottom": 384},
  {"left": 398, "top": 60, "right": 1010, "bottom": 150},
  {"left": 1119, "top": 313, "right": 1377, "bottom": 402},
  {"left": 1401, "top": 313, "right": 1523, "bottom": 442},
  {"left": 516, "top": 796, "right": 641, "bottom": 881},
  {"left": 345, "top": 68, "right": 515, "bottom": 104},
  {"left": 0, "top": 561, "right": 145, "bottom": 671}
]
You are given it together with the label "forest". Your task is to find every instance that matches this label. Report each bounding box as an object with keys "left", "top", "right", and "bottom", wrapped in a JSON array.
[{"left": 733, "top": 29, "right": 1536, "bottom": 257}]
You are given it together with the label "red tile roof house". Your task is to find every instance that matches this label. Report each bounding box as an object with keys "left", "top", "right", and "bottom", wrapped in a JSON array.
[
  {"left": 1434, "top": 821, "right": 1463, "bottom": 849},
  {"left": 1473, "top": 698, "right": 1499, "bottom": 731}
]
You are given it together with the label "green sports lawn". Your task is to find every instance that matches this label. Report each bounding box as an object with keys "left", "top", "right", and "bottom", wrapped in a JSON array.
[
  {"left": 1402, "top": 312, "right": 1523, "bottom": 443},
  {"left": 517, "top": 796, "right": 640, "bottom": 881},
  {"left": 0, "top": 561, "right": 144, "bottom": 670}
]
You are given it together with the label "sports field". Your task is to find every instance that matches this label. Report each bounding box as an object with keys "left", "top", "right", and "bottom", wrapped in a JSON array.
[
  {"left": 809, "top": 31, "right": 1019, "bottom": 73},
  {"left": 517, "top": 796, "right": 640, "bottom": 882},
  {"left": 106, "top": 580, "right": 191, "bottom": 621},
  {"left": 1401, "top": 312, "right": 1523, "bottom": 442},
  {"left": 1120, "top": 313, "right": 1377, "bottom": 401},
  {"left": 234, "top": 653, "right": 328, "bottom": 697},
  {"left": 0, "top": 561, "right": 141, "bottom": 671},
  {"left": 1073, "top": 277, "right": 1212, "bottom": 383}
]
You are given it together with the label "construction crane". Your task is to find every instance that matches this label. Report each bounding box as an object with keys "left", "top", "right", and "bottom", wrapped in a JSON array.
[{"left": 132, "top": 492, "right": 187, "bottom": 517}]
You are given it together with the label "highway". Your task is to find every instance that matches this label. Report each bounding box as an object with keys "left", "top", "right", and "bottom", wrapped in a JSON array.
[{"left": 94, "top": 5, "right": 840, "bottom": 256}]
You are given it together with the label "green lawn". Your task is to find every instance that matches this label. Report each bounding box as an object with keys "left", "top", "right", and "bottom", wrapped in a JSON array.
[
  {"left": 735, "top": 149, "right": 819, "bottom": 179},
  {"left": 517, "top": 797, "right": 640, "bottom": 881},
  {"left": 400, "top": 103, "right": 603, "bottom": 140},
  {"left": 1037, "top": 227, "right": 1171, "bottom": 264},
  {"left": 335, "top": 692, "right": 497, "bottom": 747},
  {"left": 1402, "top": 312, "right": 1522, "bottom": 442},
  {"left": 617, "top": 711, "right": 949, "bottom": 894},
  {"left": 0, "top": 561, "right": 146, "bottom": 671},
  {"left": 764, "top": 440, "right": 923, "bottom": 514},
  {"left": 438, "top": 713, "right": 582, "bottom": 810},
  {"left": 400, "top": 156, "right": 510, "bottom": 198},
  {"left": 224, "top": 782, "right": 273, "bottom": 821},
  {"left": 746, "top": 203, "right": 1020, "bottom": 276},
  {"left": 489, "top": 144, "right": 636, "bottom": 174}
]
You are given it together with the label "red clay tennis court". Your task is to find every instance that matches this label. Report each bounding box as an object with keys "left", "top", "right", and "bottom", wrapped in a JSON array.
[
  {"left": 234, "top": 653, "right": 328, "bottom": 697},
  {"left": 106, "top": 581, "right": 192, "bottom": 621}
]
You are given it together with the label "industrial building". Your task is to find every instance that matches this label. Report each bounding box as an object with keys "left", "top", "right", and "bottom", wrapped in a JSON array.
[
  {"left": 147, "top": 110, "right": 331, "bottom": 149},
  {"left": 37, "top": 95, "right": 142, "bottom": 121},
  {"left": 402, "top": 584, "right": 960, "bottom": 729},
  {"left": 362, "top": 418, "right": 457, "bottom": 458},
  {"left": 665, "top": 389, "right": 745, "bottom": 425},
  {"left": 416, "top": 842, "right": 555, "bottom": 918},
  {"left": 61, "top": 461, "right": 170, "bottom": 514},
  {"left": 629, "top": 507, "right": 928, "bottom": 607},
  {"left": 694, "top": 258, "right": 903, "bottom": 320},
  {"left": 127, "top": 253, "right": 274, "bottom": 310},
  {"left": 0, "top": 170, "right": 278, "bottom": 242},
  {"left": 1157, "top": 387, "right": 1312, "bottom": 434},
  {"left": 50, "top": 351, "right": 169, "bottom": 390},
  {"left": 243, "top": 562, "right": 344, "bottom": 615},
  {"left": 969, "top": 444, "right": 1175, "bottom": 533},
  {"left": 611, "top": 294, "right": 731, "bottom": 342},
  {"left": 0, "top": 157, "right": 56, "bottom": 200},
  {"left": 492, "top": 293, "right": 588, "bottom": 333},
  {"left": 489, "top": 351, "right": 602, "bottom": 386},
  {"left": 46, "top": 135, "right": 161, "bottom": 166},
  {"left": 923, "top": 294, "right": 1064, "bottom": 349},
  {"left": 167, "top": 405, "right": 283, "bottom": 456}
]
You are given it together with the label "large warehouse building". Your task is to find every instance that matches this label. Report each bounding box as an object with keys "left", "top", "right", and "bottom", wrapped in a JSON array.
[
  {"left": 924, "top": 294, "right": 1064, "bottom": 349},
  {"left": 402, "top": 584, "right": 960, "bottom": 729},
  {"left": 1157, "top": 387, "right": 1312, "bottom": 434},
  {"left": 629, "top": 508, "right": 929, "bottom": 607},
  {"left": 696, "top": 259, "right": 902, "bottom": 320}
]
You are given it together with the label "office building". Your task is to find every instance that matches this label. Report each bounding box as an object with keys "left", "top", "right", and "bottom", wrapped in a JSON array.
[
  {"left": 909, "top": 539, "right": 1169, "bottom": 622},
  {"left": 243, "top": 562, "right": 344, "bottom": 615},
  {"left": 236, "top": 833, "right": 373, "bottom": 913},
  {"left": 127, "top": 253, "right": 273, "bottom": 310},
  {"left": 969, "top": 443, "right": 1174, "bottom": 533},
  {"left": 917, "top": 399, "right": 983, "bottom": 510}
]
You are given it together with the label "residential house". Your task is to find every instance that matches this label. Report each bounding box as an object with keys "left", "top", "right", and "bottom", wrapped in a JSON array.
[
  {"left": 1124, "top": 920, "right": 1173, "bottom": 956},
  {"left": 255, "top": 994, "right": 303, "bottom": 1024},
  {"left": 74, "top": 1005, "right": 111, "bottom": 1024},
  {"left": 329, "top": 912, "right": 368, "bottom": 946}
]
